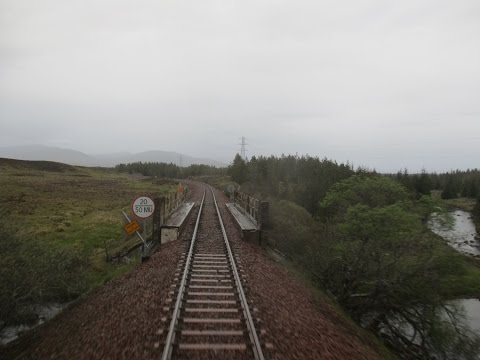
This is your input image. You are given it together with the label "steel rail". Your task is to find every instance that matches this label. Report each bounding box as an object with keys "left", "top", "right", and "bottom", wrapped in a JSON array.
[
  {"left": 209, "top": 185, "right": 266, "bottom": 360},
  {"left": 161, "top": 189, "right": 206, "bottom": 360}
]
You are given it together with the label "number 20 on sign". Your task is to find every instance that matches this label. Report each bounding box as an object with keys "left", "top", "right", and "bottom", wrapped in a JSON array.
[{"left": 132, "top": 196, "right": 155, "bottom": 219}]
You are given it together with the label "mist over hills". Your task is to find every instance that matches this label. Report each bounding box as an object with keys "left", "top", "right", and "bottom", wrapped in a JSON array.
[{"left": 0, "top": 145, "right": 226, "bottom": 168}]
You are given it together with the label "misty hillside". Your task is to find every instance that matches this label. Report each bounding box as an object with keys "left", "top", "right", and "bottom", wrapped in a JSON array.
[
  {"left": 0, "top": 145, "right": 95, "bottom": 166},
  {"left": 0, "top": 145, "right": 226, "bottom": 168}
]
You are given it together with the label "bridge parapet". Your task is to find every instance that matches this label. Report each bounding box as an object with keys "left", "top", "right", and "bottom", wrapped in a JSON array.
[
  {"left": 227, "top": 190, "right": 269, "bottom": 245},
  {"left": 232, "top": 191, "right": 269, "bottom": 230}
]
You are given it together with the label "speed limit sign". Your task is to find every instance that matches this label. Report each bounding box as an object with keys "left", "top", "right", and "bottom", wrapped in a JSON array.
[{"left": 132, "top": 196, "right": 155, "bottom": 219}]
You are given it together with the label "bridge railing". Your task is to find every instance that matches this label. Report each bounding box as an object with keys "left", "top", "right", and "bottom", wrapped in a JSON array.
[
  {"left": 152, "top": 188, "right": 188, "bottom": 245},
  {"left": 158, "top": 191, "right": 187, "bottom": 225},
  {"left": 232, "top": 190, "right": 269, "bottom": 230}
]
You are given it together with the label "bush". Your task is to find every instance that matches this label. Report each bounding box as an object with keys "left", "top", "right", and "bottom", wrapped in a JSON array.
[
  {"left": 269, "top": 199, "right": 315, "bottom": 257},
  {"left": 320, "top": 175, "right": 410, "bottom": 220},
  {"left": 267, "top": 175, "right": 480, "bottom": 358},
  {"left": 0, "top": 227, "right": 89, "bottom": 328}
]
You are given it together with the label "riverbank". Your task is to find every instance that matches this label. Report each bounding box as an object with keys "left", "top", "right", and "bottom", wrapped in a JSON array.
[
  {"left": 427, "top": 207, "right": 480, "bottom": 349},
  {"left": 428, "top": 200, "right": 480, "bottom": 300}
]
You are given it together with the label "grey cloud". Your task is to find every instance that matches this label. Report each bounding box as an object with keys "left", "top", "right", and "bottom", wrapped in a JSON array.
[{"left": 0, "top": 0, "right": 479, "bottom": 171}]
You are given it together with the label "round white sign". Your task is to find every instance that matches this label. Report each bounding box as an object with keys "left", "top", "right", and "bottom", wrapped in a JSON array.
[{"left": 132, "top": 196, "right": 155, "bottom": 219}]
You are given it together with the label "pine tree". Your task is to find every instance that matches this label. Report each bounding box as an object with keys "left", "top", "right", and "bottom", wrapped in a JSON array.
[
  {"left": 228, "top": 154, "right": 248, "bottom": 184},
  {"left": 442, "top": 177, "right": 457, "bottom": 199}
]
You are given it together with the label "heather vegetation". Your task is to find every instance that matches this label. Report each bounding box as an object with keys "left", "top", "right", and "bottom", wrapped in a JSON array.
[
  {"left": 0, "top": 227, "right": 89, "bottom": 327},
  {"left": 0, "top": 159, "right": 176, "bottom": 330},
  {"left": 227, "top": 154, "right": 480, "bottom": 359}
]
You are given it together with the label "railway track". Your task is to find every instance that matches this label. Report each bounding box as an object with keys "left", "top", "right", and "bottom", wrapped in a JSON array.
[{"left": 161, "top": 186, "right": 265, "bottom": 359}]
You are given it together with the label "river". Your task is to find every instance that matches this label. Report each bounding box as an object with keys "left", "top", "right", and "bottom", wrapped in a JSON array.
[
  {"left": 428, "top": 209, "right": 480, "bottom": 257},
  {"left": 0, "top": 303, "right": 68, "bottom": 346},
  {"left": 428, "top": 209, "right": 480, "bottom": 339}
]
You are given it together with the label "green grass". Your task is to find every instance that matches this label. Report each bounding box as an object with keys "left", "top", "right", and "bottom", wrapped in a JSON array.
[
  {"left": 0, "top": 159, "right": 177, "bottom": 326},
  {"left": 437, "top": 246, "right": 480, "bottom": 298},
  {"left": 0, "top": 162, "right": 175, "bottom": 246},
  {"left": 442, "top": 197, "right": 477, "bottom": 212},
  {"left": 432, "top": 196, "right": 480, "bottom": 296}
]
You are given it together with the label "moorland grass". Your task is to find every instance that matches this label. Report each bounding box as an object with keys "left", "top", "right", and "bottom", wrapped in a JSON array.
[{"left": 0, "top": 159, "right": 177, "bottom": 327}]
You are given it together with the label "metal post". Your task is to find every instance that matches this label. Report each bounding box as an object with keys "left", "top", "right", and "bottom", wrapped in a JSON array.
[
  {"left": 152, "top": 197, "right": 162, "bottom": 244},
  {"left": 259, "top": 201, "right": 269, "bottom": 230},
  {"left": 142, "top": 219, "right": 148, "bottom": 260}
]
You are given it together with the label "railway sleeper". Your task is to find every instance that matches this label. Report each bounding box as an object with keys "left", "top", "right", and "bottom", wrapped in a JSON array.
[
  {"left": 161, "top": 312, "right": 241, "bottom": 323},
  {"left": 186, "top": 299, "right": 238, "bottom": 305},
  {"left": 185, "top": 291, "right": 236, "bottom": 297},
  {"left": 177, "top": 343, "right": 248, "bottom": 351},
  {"left": 192, "top": 263, "right": 231, "bottom": 270},
  {"left": 182, "top": 318, "right": 242, "bottom": 324},
  {"left": 176, "top": 323, "right": 246, "bottom": 332},
  {"left": 193, "top": 253, "right": 227, "bottom": 257},
  {"left": 192, "top": 275, "right": 232, "bottom": 280},
  {"left": 190, "top": 269, "right": 231, "bottom": 273},
  {"left": 188, "top": 285, "right": 234, "bottom": 290},
  {"left": 174, "top": 275, "right": 233, "bottom": 281},
  {"left": 181, "top": 330, "right": 245, "bottom": 336},
  {"left": 169, "top": 291, "right": 239, "bottom": 297},
  {"left": 163, "top": 303, "right": 240, "bottom": 312},
  {"left": 180, "top": 312, "right": 240, "bottom": 320},
  {"left": 189, "top": 279, "right": 233, "bottom": 284},
  {"left": 184, "top": 308, "right": 239, "bottom": 314}
]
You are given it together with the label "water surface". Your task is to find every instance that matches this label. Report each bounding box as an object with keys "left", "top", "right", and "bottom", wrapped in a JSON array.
[
  {"left": 428, "top": 210, "right": 480, "bottom": 256},
  {"left": 0, "top": 303, "right": 67, "bottom": 345}
]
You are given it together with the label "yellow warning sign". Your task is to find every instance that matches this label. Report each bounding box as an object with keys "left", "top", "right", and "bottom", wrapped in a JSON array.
[
  {"left": 124, "top": 220, "right": 141, "bottom": 235},
  {"left": 177, "top": 183, "right": 184, "bottom": 193}
]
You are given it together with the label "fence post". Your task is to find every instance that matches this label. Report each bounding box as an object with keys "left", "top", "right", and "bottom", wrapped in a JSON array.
[
  {"left": 259, "top": 201, "right": 269, "bottom": 230},
  {"left": 152, "top": 197, "right": 163, "bottom": 244},
  {"left": 162, "top": 197, "right": 166, "bottom": 224}
]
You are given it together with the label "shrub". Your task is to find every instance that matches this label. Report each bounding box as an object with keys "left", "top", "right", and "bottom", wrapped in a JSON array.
[{"left": 0, "top": 227, "right": 89, "bottom": 329}]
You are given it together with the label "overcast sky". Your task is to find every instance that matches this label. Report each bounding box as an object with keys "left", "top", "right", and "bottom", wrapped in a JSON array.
[{"left": 1, "top": 0, "right": 479, "bottom": 172}]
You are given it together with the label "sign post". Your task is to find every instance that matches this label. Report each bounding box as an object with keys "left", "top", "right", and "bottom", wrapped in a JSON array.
[
  {"left": 152, "top": 197, "right": 162, "bottom": 244},
  {"left": 121, "top": 196, "right": 156, "bottom": 261},
  {"left": 131, "top": 196, "right": 155, "bottom": 260}
]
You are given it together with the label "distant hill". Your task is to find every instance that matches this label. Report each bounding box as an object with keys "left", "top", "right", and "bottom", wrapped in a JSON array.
[
  {"left": 0, "top": 157, "right": 77, "bottom": 172},
  {"left": 0, "top": 145, "right": 95, "bottom": 166},
  {"left": 0, "top": 145, "right": 226, "bottom": 168}
]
